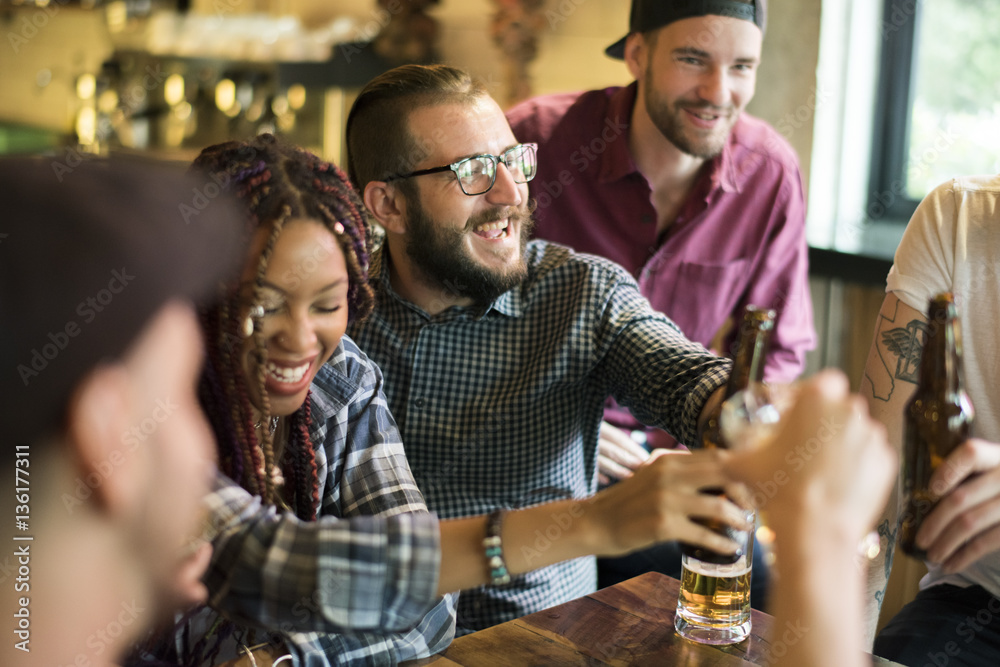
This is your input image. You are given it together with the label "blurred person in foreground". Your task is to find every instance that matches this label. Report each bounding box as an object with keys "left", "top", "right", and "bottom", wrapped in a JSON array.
[
  {"left": 861, "top": 175, "right": 1000, "bottom": 664},
  {"left": 0, "top": 156, "right": 243, "bottom": 667},
  {"left": 725, "top": 369, "right": 896, "bottom": 667}
]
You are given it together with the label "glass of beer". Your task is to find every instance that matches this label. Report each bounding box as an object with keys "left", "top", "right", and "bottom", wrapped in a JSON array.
[
  {"left": 674, "top": 507, "right": 755, "bottom": 645},
  {"left": 673, "top": 382, "right": 778, "bottom": 645}
]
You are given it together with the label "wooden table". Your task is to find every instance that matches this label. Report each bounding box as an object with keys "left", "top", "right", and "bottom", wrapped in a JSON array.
[{"left": 406, "top": 572, "right": 904, "bottom": 666}]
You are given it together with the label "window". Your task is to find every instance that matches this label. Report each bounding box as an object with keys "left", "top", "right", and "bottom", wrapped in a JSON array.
[{"left": 868, "top": 0, "right": 1000, "bottom": 222}]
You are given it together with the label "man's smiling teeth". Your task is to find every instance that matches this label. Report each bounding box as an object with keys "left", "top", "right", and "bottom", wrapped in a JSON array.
[
  {"left": 473, "top": 221, "right": 510, "bottom": 239},
  {"left": 693, "top": 112, "right": 718, "bottom": 120},
  {"left": 266, "top": 361, "right": 310, "bottom": 383}
]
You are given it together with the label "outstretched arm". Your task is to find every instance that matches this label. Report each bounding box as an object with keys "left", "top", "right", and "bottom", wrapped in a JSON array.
[{"left": 436, "top": 446, "right": 750, "bottom": 595}]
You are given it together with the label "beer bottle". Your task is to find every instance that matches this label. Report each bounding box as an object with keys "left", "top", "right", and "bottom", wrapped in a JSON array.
[
  {"left": 899, "top": 293, "right": 974, "bottom": 559},
  {"left": 681, "top": 305, "right": 775, "bottom": 564}
]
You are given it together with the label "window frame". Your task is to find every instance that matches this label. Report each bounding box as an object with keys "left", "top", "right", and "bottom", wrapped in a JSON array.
[{"left": 867, "top": 0, "right": 923, "bottom": 223}]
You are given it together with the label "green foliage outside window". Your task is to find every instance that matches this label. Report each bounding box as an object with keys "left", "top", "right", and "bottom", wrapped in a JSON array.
[{"left": 907, "top": 0, "right": 1000, "bottom": 198}]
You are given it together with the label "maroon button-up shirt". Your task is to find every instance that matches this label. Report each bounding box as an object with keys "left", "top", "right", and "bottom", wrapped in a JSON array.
[{"left": 508, "top": 84, "right": 815, "bottom": 444}]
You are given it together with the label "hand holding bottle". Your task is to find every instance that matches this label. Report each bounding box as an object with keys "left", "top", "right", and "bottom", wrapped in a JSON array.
[
  {"left": 913, "top": 438, "right": 1000, "bottom": 572},
  {"left": 900, "top": 293, "right": 975, "bottom": 559}
]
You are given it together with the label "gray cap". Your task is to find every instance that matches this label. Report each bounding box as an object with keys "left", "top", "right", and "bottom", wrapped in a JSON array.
[{"left": 0, "top": 155, "right": 245, "bottom": 446}]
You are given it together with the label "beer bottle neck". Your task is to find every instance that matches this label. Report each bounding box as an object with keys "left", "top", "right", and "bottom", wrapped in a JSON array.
[
  {"left": 919, "top": 305, "right": 964, "bottom": 398},
  {"left": 725, "top": 327, "right": 771, "bottom": 398}
]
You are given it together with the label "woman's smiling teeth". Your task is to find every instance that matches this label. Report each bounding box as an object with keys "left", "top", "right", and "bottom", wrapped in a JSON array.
[
  {"left": 473, "top": 220, "right": 509, "bottom": 239},
  {"left": 266, "top": 360, "right": 311, "bottom": 384}
]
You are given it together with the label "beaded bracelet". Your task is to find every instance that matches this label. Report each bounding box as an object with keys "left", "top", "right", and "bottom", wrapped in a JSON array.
[{"left": 484, "top": 508, "right": 510, "bottom": 586}]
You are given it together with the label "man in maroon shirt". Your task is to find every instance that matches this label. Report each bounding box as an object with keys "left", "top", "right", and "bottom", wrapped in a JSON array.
[
  {"left": 507, "top": 0, "right": 814, "bottom": 598},
  {"left": 508, "top": 0, "right": 813, "bottom": 451}
]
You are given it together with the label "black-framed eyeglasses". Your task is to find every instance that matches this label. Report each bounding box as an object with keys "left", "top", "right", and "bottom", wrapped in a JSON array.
[{"left": 385, "top": 143, "right": 538, "bottom": 196}]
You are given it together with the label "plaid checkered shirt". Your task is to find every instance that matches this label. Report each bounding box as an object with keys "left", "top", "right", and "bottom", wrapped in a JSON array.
[
  {"left": 149, "top": 337, "right": 456, "bottom": 666},
  {"left": 348, "top": 240, "right": 732, "bottom": 634}
]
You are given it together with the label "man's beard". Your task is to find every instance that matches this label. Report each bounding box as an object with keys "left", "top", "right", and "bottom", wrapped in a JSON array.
[
  {"left": 644, "top": 66, "right": 736, "bottom": 160},
  {"left": 404, "top": 197, "right": 535, "bottom": 306}
]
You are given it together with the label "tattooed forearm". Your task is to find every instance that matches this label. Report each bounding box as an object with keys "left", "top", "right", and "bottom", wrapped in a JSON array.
[
  {"left": 865, "top": 297, "right": 927, "bottom": 403},
  {"left": 882, "top": 320, "right": 928, "bottom": 384}
]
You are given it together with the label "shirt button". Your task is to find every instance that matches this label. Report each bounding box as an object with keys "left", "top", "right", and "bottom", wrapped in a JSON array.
[{"left": 414, "top": 398, "right": 425, "bottom": 408}]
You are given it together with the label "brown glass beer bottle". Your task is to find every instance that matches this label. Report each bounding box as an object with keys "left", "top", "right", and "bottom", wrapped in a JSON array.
[
  {"left": 681, "top": 305, "right": 775, "bottom": 564},
  {"left": 899, "top": 293, "right": 974, "bottom": 559}
]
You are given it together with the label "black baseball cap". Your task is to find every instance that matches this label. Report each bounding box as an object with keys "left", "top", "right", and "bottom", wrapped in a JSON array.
[
  {"left": 0, "top": 155, "right": 245, "bottom": 446},
  {"left": 606, "top": 0, "right": 768, "bottom": 59}
]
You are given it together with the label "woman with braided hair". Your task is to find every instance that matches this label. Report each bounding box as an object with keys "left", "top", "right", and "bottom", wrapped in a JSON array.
[
  {"left": 136, "top": 135, "right": 763, "bottom": 666},
  {"left": 134, "top": 134, "right": 458, "bottom": 665},
  {"left": 194, "top": 134, "right": 377, "bottom": 523}
]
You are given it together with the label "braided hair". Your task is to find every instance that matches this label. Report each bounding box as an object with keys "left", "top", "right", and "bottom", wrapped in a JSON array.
[
  {"left": 128, "top": 135, "right": 373, "bottom": 666},
  {"left": 193, "top": 134, "right": 374, "bottom": 520}
]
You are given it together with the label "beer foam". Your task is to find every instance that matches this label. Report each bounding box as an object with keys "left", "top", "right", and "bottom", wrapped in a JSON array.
[{"left": 684, "top": 556, "right": 751, "bottom": 578}]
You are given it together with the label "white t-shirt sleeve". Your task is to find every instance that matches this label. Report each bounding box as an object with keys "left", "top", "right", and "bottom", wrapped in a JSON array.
[{"left": 886, "top": 179, "right": 959, "bottom": 311}]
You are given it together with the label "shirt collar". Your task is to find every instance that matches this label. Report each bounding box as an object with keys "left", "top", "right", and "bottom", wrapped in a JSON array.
[
  {"left": 370, "top": 245, "right": 524, "bottom": 320},
  {"left": 601, "top": 82, "right": 744, "bottom": 196},
  {"left": 307, "top": 358, "right": 356, "bottom": 422}
]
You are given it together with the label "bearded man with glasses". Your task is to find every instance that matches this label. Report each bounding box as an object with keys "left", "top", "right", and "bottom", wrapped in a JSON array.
[{"left": 346, "top": 64, "right": 739, "bottom": 635}]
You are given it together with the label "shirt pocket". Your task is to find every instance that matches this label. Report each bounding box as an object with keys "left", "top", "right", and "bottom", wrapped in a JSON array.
[{"left": 643, "top": 257, "right": 751, "bottom": 347}]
